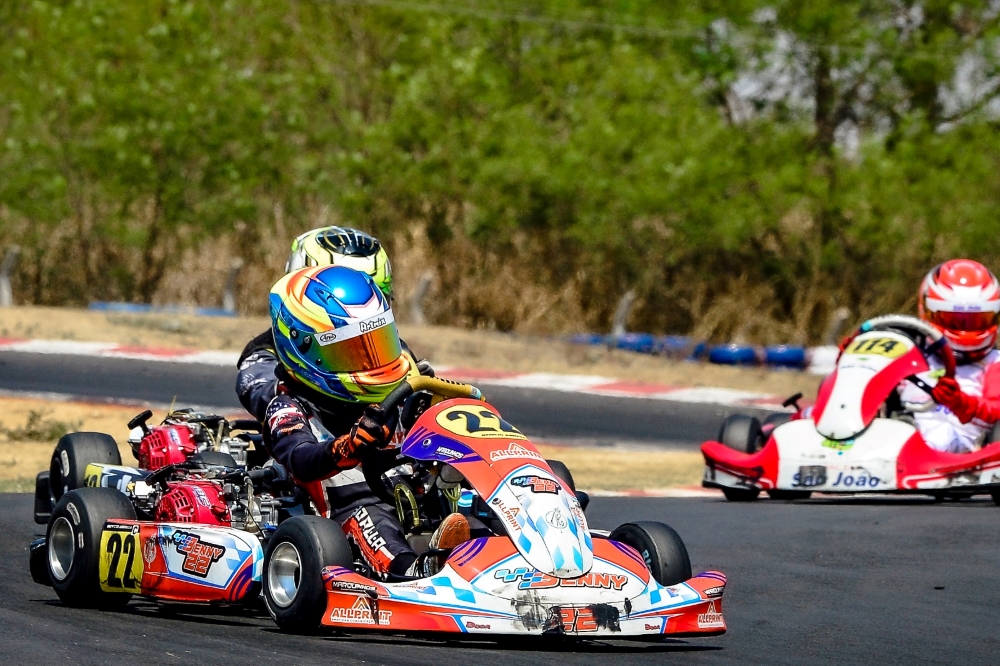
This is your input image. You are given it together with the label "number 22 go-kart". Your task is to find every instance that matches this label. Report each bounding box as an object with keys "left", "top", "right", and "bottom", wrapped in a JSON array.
[
  {"left": 703, "top": 315, "right": 1000, "bottom": 502},
  {"left": 30, "top": 376, "right": 728, "bottom": 640}
]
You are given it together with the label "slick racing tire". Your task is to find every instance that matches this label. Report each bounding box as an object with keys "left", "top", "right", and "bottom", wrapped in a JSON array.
[
  {"left": 49, "top": 432, "right": 122, "bottom": 505},
  {"left": 47, "top": 487, "right": 136, "bottom": 609},
  {"left": 762, "top": 412, "right": 793, "bottom": 430},
  {"left": 989, "top": 489, "right": 1000, "bottom": 507},
  {"left": 264, "top": 516, "right": 354, "bottom": 634},
  {"left": 767, "top": 489, "right": 812, "bottom": 500},
  {"left": 722, "top": 487, "right": 760, "bottom": 502},
  {"left": 718, "top": 414, "right": 764, "bottom": 454},
  {"left": 609, "top": 521, "right": 691, "bottom": 587},
  {"left": 546, "top": 460, "right": 576, "bottom": 493}
]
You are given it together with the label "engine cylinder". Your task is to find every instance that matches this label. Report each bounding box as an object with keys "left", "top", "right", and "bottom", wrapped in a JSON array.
[
  {"left": 153, "top": 480, "right": 231, "bottom": 526},
  {"left": 139, "top": 425, "right": 198, "bottom": 470}
]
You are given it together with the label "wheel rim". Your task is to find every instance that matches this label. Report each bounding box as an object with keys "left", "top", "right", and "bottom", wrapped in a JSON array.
[
  {"left": 48, "top": 516, "right": 75, "bottom": 582},
  {"left": 268, "top": 542, "right": 302, "bottom": 608}
]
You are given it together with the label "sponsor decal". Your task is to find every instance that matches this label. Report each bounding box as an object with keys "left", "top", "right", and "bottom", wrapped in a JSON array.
[
  {"left": 544, "top": 509, "right": 568, "bottom": 530},
  {"left": 353, "top": 507, "right": 388, "bottom": 552},
  {"left": 511, "top": 475, "right": 558, "bottom": 494},
  {"left": 697, "top": 601, "right": 725, "bottom": 629},
  {"left": 173, "top": 531, "right": 226, "bottom": 577},
  {"left": 143, "top": 537, "right": 157, "bottom": 564},
  {"left": 703, "top": 585, "right": 724, "bottom": 598},
  {"left": 490, "top": 497, "right": 521, "bottom": 532},
  {"left": 329, "top": 596, "right": 392, "bottom": 625},
  {"left": 168, "top": 428, "right": 182, "bottom": 446},
  {"left": 192, "top": 486, "right": 211, "bottom": 508},
  {"left": 645, "top": 623, "right": 661, "bottom": 631},
  {"left": 821, "top": 438, "right": 855, "bottom": 451},
  {"left": 359, "top": 316, "right": 386, "bottom": 334},
  {"left": 329, "top": 579, "right": 380, "bottom": 596},
  {"left": 436, "top": 446, "right": 465, "bottom": 459},
  {"left": 104, "top": 520, "right": 140, "bottom": 534},
  {"left": 316, "top": 331, "right": 338, "bottom": 345},
  {"left": 793, "top": 465, "right": 827, "bottom": 488},
  {"left": 436, "top": 406, "right": 528, "bottom": 441},
  {"left": 465, "top": 620, "right": 491, "bottom": 630},
  {"left": 60, "top": 450, "right": 70, "bottom": 477},
  {"left": 831, "top": 471, "right": 880, "bottom": 488},
  {"left": 66, "top": 502, "right": 81, "bottom": 526},
  {"left": 494, "top": 568, "right": 628, "bottom": 591},
  {"left": 489, "top": 443, "right": 543, "bottom": 462}
]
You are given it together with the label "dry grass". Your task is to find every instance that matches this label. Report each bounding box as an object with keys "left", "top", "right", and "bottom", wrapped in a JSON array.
[
  {"left": 0, "top": 396, "right": 703, "bottom": 493},
  {"left": 0, "top": 306, "right": 820, "bottom": 397}
]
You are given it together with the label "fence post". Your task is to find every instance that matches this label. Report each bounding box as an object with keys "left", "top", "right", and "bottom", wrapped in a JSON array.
[
  {"left": 222, "top": 258, "right": 244, "bottom": 315},
  {"left": 0, "top": 246, "right": 20, "bottom": 308},
  {"left": 410, "top": 272, "right": 433, "bottom": 325},
  {"left": 611, "top": 289, "right": 636, "bottom": 338}
]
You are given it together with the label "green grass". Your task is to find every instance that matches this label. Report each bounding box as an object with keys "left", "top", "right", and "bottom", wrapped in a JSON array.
[{"left": 0, "top": 477, "right": 35, "bottom": 493}]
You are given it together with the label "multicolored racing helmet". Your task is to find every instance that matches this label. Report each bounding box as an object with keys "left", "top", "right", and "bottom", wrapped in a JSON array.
[
  {"left": 269, "top": 265, "right": 416, "bottom": 403},
  {"left": 285, "top": 227, "right": 393, "bottom": 299}
]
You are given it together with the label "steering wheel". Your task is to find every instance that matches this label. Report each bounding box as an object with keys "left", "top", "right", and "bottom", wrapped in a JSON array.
[
  {"left": 360, "top": 376, "right": 484, "bottom": 505},
  {"left": 843, "top": 314, "right": 956, "bottom": 409}
]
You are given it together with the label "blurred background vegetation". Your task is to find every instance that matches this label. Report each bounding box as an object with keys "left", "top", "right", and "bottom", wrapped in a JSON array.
[{"left": 2, "top": 1, "right": 1000, "bottom": 342}]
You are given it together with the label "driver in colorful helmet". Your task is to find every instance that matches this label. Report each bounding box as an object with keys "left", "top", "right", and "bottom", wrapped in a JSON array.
[
  {"left": 255, "top": 265, "right": 469, "bottom": 578},
  {"left": 897, "top": 259, "right": 1000, "bottom": 453}
]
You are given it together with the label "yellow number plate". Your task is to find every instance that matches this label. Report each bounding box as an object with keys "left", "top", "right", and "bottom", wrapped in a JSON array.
[
  {"left": 99, "top": 523, "right": 143, "bottom": 593},
  {"left": 845, "top": 336, "right": 910, "bottom": 359},
  {"left": 435, "top": 405, "right": 527, "bottom": 440}
]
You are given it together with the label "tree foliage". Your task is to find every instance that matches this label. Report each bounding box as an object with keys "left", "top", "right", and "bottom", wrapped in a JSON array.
[{"left": 2, "top": 1, "right": 1000, "bottom": 341}]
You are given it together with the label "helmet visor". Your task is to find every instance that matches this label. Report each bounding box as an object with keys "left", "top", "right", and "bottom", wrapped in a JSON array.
[
  {"left": 302, "top": 316, "right": 402, "bottom": 373},
  {"left": 927, "top": 310, "right": 999, "bottom": 333}
]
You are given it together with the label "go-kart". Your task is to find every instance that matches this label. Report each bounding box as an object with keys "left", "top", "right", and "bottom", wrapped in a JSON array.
[
  {"left": 260, "top": 376, "right": 727, "bottom": 638},
  {"left": 702, "top": 315, "right": 1000, "bottom": 502}
]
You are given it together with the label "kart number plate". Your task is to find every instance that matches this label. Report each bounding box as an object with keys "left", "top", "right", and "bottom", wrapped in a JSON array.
[
  {"left": 548, "top": 605, "right": 620, "bottom": 634},
  {"left": 795, "top": 465, "right": 827, "bottom": 488}
]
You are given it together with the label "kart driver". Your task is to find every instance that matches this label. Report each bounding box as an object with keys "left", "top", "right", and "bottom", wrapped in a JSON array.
[{"left": 898, "top": 259, "right": 1000, "bottom": 453}]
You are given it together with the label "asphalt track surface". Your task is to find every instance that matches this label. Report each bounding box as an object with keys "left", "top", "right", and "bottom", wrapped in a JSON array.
[
  {"left": 0, "top": 351, "right": 773, "bottom": 448},
  {"left": 5, "top": 492, "right": 1000, "bottom": 665}
]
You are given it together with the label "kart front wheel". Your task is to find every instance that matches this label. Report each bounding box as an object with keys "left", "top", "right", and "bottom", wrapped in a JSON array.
[
  {"left": 264, "top": 516, "right": 354, "bottom": 634},
  {"left": 47, "top": 487, "right": 136, "bottom": 609},
  {"left": 989, "top": 489, "right": 1000, "bottom": 507},
  {"left": 609, "top": 521, "right": 691, "bottom": 587},
  {"left": 722, "top": 487, "right": 760, "bottom": 502},
  {"left": 49, "top": 432, "right": 122, "bottom": 505}
]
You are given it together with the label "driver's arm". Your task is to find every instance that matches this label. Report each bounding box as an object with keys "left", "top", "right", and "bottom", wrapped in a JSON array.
[
  {"left": 931, "top": 370, "right": 1000, "bottom": 425},
  {"left": 264, "top": 396, "right": 391, "bottom": 482}
]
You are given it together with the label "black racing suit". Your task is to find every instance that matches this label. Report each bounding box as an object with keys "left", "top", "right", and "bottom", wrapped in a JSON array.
[{"left": 236, "top": 330, "right": 421, "bottom": 577}]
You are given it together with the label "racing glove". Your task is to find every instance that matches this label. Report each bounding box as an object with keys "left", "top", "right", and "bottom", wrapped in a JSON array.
[
  {"left": 931, "top": 377, "right": 1000, "bottom": 425},
  {"left": 330, "top": 405, "right": 392, "bottom": 465}
]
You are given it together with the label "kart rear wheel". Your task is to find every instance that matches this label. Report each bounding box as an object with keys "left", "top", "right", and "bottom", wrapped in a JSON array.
[
  {"left": 718, "top": 415, "right": 763, "bottom": 454},
  {"left": 767, "top": 489, "right": 812, "bottom": 500},
  {"left": 47, "top": 487, "right": 136, "bottom": 609},
  {"left": 49, "top": 432, "right": 122, "bottom": 505},
  {"left": 989, "top": 489, "right": 1000, "bottom": 507},
  {"left": 722, "top": 487, "right": 760, "bottom": 502},
  {"left": 762, "top": 412, "right": 792, "bottom": 430},
  {"left": 264, "top": 515, "right": 354, "bottom": 634},
  {"left": 609, "top": 521, "right": 691, "bottom": 587}
]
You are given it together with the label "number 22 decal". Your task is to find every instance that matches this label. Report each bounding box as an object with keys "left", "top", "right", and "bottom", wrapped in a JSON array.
[
  {"left": 100, "top": 526, "right": 143, "bottom": 593},
  {"left": 436, "top": 406, "right": 527, "bottom": 440}
]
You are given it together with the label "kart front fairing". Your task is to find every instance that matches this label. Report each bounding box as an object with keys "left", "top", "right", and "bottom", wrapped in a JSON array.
[{"left": 399, "top": 398, "right": 592, "bottom": 578}]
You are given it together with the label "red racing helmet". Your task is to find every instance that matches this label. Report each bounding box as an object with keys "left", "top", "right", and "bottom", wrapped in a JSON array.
[{"left": 918, "top": 259, "right": 1000, "bottom": 362}]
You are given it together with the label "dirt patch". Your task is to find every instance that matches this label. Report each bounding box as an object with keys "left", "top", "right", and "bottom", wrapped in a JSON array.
[
  {"left": 0, "top": 306, "right": 819, "bottom": 397},
  {"left": 0, "top": 396, "right": 703, "bottom": 492}
]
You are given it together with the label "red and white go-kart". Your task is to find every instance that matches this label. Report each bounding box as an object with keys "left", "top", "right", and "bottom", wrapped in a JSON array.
[{"left": 702, "top": 315, "right": 1000, "bottom": 502}]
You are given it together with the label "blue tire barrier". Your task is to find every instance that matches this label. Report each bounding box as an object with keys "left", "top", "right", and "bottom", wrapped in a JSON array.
[
  {"left": 764, "top": 345, "right": 807, "bottom": 369},
  {"left": 614, "top": 333, "right": 657, "bottom": 354},
  {"left": 654, "top": 335, "right": 693, "bottom": 357},
  {"left": 690, "top": 341, "right": 709, "bottom": 360},
  {"left": 708, "top": 343, "right": 758, "bottom": 366},
  {"left": 88, "top": 301, "right": 236, "bottom": 318}
]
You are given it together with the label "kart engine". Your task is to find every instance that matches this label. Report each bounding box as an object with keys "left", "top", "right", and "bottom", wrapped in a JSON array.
[
  {"left": 149, "top": 477, "right": 280, "bottom": 533},
  {"left": 132, "top": 411, "right": 253, "bottom": 470}
]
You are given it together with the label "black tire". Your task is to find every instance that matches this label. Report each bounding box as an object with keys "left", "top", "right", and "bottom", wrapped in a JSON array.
[
  {"left": 762, "top": 412, "right": 793, "bottom": 430},
  {"left": 546, "top": 460, "right": 576, "bottom": 493},
  {"left": 990, "top": 489, "right": 1000, "bottom": 506},
  {"left": 609, "top": 521, "right": 692, "bottom": 587},
  {"left": 722, "top": 487, "right": 760, "bottom": 502},
  {"left": 718, "top": 415, "right": 763, "bottom": 454},
  {"left": 49, "top": 432, "right": 122, "bottom": 505},
  {"left": 190, "top": 451, "right": 239, "bottom": 468},
  {"left": 768, "top": 489, "right": 812, "bottom": 500},
  {"left": 264, "top": 516, "right": 354, "bottom": 633},
  {"left": 47, "top": 487, "right": 136, "bottom": 609}
]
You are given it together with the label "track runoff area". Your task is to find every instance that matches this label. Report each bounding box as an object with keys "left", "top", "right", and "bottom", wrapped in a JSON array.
[{"left": 2, "top": 345, "right": 998, "bottom": 664}]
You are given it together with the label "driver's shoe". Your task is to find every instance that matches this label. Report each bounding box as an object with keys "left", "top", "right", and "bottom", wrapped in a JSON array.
[{"left": 424, "top": 513, "right": 470, "bottom": 576}]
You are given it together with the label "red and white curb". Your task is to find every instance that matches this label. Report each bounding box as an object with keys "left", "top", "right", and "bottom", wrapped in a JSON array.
[{"left": 0, "top": 338, "right": 786, "bottom": 410}]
